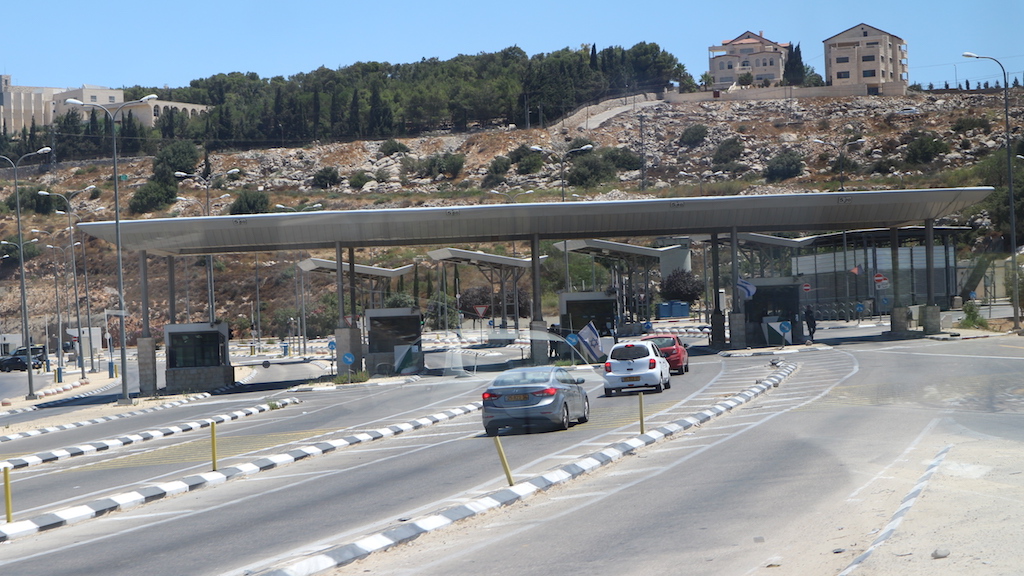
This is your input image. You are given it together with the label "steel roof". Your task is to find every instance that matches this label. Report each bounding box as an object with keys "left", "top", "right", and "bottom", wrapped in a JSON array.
[{"left": 77, "top": 188, "right": 994, "bottom": 257}]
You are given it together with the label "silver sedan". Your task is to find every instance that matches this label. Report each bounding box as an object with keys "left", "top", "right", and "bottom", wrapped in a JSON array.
[{"left": 481, "top": 366, "right": 590, "bottom": 435}]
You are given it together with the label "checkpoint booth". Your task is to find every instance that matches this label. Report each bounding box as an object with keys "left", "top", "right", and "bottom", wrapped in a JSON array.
[
  {"left": 366, "top": 307, "right": 423, "bottom": 376},
  {"left": 163, "top": 322, "right": 234, "bottom": 393}
]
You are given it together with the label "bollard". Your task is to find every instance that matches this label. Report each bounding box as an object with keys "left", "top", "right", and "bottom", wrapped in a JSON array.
[
  {"left": 211, "top": 420, "right": 219, "bottom": 472},
  {"left": 639, "top": 392, "right": 646, "bottom": 435},
  {"left": 492, "top": 436, "right": 515, "bottom": 486},
  {"left": 3, "top": 465, "right": 12, "bottom": 523}
]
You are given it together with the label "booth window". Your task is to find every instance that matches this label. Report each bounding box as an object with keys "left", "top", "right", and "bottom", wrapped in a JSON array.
[{"left": 168, "top": 332, "right": 222, "bottom": 368}]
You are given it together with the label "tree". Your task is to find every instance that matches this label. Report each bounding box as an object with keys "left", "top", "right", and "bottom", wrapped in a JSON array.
[
  {"left": 700, "top": 72, "right": 715, "bottom": 91},
  {"left": 738, "top": 72, "right": 754, "bottom": 87},
  {"left": 783, "top": 43, "right": 805, "bottom": 86},
  {"left": 764, "top": 149, "right": 805, "bottom": 182},
  {"left": 660, "top": 269, "right": 703, "bottom": 303},
  {"left": 312, "top": 166, "right": 341, "bottom": 189},
  {"left": 229, "top": 190, "right": 269, "bottom": 214}
]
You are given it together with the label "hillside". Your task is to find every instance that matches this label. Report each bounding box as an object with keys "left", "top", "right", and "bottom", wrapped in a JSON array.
[{"left": 0, "top": 90, "right": 1009, "bottom": 346}]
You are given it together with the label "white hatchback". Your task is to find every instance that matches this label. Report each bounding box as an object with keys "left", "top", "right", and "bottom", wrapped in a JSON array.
[{"left": 602, "top": 340, "right": 671, "bottom": 395}]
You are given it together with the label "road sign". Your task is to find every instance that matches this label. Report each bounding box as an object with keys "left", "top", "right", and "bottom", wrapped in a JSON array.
[
  {"left": 873, "top": 273, "right": 886, "bottom": 284},
  {"left": 877, "top": 280, "right": 890, "bottom": 290},
  {"left": 341, "top": 352, "right": 355, "bottom": 365},
  {"left": 473, "top": 305, "right": 488, "bottom": 317},
  {"left": 856, "top": 303, "right": 865, "bottom": 313},
  {"left": 328, "top": 340, "right": 337, "bottom": 351},
  {"left": 801, "top": 283, "right": 811, "bottom": 293},
  {"left": 566, "top": 334, "right": 579, "bottom": 345},
  {"left": 779, "top": 321, "right": 792, "bottom": 333}
]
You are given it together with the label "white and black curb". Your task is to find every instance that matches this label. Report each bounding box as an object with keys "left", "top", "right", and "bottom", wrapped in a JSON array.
[
  {"left": 0, "top": 397, "right": 299, "bottom": 471},
  {"left": 838, "top": 444, "right": 952, "bottom": 576},
  {"left": 0, "top": 381, "right": 119, "bottom": 417},
  {"left": 254, "top": 360, "right": 798, "bottom": 576},
  {"left": 0, "top": 401, "right": 480, "bottom": 543}
]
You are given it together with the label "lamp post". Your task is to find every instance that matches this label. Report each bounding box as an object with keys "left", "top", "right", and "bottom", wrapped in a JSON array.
[
  {"left": 965, "top": 52, "right": 1019, "bottom": 330},
  {"left": 43, "top": 243, "right": 80, "bottom": 383},
  {"left": 530, "top": 144, "right": 593, "bottom": 291},
  {"left": 274, "top": 203, "right": 323, "bottom": 212},
  {"left": 273, "top": 204, "right": 321, "bottom": 355},
  {"left": 489, "top": 189, "right": 533, "bottom": 203},
  {"left": 66, "top": 94, "right": 158, "bottom": 404},
  {"left": 175, "top": 169, "right": 238, "bottom": 324},
  {"left": 43, "top": 187, "right": 94, "bottom": 377},
  {"left": 813, "top": 138, "right": 866, "bottom": 191},
  {"left": 0, "top": 146, "right": 51, "bottom": 399}
]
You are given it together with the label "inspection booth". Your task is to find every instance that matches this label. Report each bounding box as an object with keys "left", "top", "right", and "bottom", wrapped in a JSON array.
[{"left": 163, "top": 322, "right": 234, "bottom": 393}]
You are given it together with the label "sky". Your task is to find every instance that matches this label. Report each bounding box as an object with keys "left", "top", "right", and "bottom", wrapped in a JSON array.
[{"left": 4, "top": 1, "right": 1022, "bottom": 92}]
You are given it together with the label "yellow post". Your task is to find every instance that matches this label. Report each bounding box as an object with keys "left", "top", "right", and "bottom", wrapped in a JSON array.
[
  {"left": 492, "top": 436, "right": 515, "bottom": 486},
  {"left": 211, "top": 420, "right": 218, "bottom": 472},
  {"left": 639, "top": 392, "right": 646, "bottom": 435},
  {"left": 3, "top": 465, "right": 12, "bottom": 523}
]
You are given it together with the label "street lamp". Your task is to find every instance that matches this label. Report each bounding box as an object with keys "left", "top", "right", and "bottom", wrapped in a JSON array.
[
  {"left": 530, "top": 144, "right": 593, "bottom": 291},
  {"left": 53, "top": 194, "right": 100, "bottom": 373},
  {"left": 0, "top": 146, "right": 51, "bottom": 399},
  {"left": 274, "top": 203, "right": 323, "bottom": 211},
  {"left": 965, "top": 51, "right": 1019, "bottom": 330},
  {"left": 41, "top": 186, "right": 94, "bottom": 376},
  {"left": 43, "top": 242, "right": 80, "bottom": 383},
  {"left": 813, "top": 138, "right": 866, "bottom": 191},
  {"left": 66, "top": 93, "right": 158, "bottom": 404},
  {"left": 175, "top": 169, "right": 239, "bottom": 324}
]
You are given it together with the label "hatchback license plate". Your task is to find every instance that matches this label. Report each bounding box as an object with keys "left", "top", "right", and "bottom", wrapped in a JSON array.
[
  {"left": 505, "top": 394, "right": 529, "bottom": 401},
  {"left": 622, "top": 376, "right": 641, "bottom": 382}
]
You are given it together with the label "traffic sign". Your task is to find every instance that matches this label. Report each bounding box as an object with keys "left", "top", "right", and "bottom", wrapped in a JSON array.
[
  {"left": 328, "top": 340, "right": 337, "bottom": 351},
  {"left": 873, "top": 273, "right": 886, "bottom": 284},
  {"left": 473, "top": 305, "right": 489, "bottom": 317},
  {"left": 341, "top": 352, "right": 355, "bottom": 365},
  {"left": 566, "top": 334, "right": 579, "bottom": 345},
  {"left": 801, "top": 283, "right": 811, "bottom": 293},
  {"left": 877, "top": 280, "right": 890, "bottom": 290},
  {"left": 779, "top": 321, "right": 792, "bottom": 333},
  {"left": 856, "top": 303, "right": 865, "bottom": 313}
]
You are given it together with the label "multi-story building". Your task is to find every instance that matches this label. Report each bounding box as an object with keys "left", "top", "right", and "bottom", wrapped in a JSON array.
[
  {"left": 823, "top": 24, "right": 908, "bottom": 95},
  {"left": 1, "top": 75, "right": 209, "bottom": 135},
  {"left": 708, "top": 31, "right": 789, "bottom": 91}
]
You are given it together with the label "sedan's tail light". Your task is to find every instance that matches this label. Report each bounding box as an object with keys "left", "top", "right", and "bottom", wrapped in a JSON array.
[
  {"left": 531, "top": 387, "right": 558, "bottom": 397},
  {"left": 482, "top": 391, "right": 501, "bottom": 400},
  {"left": 649, "top": 358, "right": 657, "bottom": 369},
  {"left": 604, "top": 362, "right": 612, "bottom": 372}
]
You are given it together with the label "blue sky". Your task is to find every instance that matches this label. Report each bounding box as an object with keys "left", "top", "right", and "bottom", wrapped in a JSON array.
[{"left": 5, "top": 1, "right": 1022, "bottom": 92}]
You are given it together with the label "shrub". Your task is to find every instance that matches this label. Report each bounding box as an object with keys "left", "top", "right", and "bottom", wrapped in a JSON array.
[
  {"left": 763, "top": 150, "right": 804, "bottom": 182},
  {"left": 312, "top": 166, "right": 341, "bottom": 189},
  {"left": 129, "top": 181, "right": 176, "bottom": 214},
  {"left": 483, "top": 156, "right": 512, "bottom": 188},
  {"left": 905, "top": 134, "right": 950, "bottom": 164},
  {"left": 229, "top": 190, "right": 269, "bottom": 214},
  {"left": 379, "top": 138, "right": 410, "bottom": 156},
  {"left": 678, "top": 124, "right": 708, "bottom": 147},
  {"left": 713, "top": 137, "right": 744, "bottom": 165},
  {"left": 958, "top": 300, "right": 988, "bottom": 329},
  {"left": 660, "top": 269, "right": 703, "bottom": 302},
  {"left": 952, "top": 116, "right": 991, "bottom": 134},
  {"left": 601, "top": 147, "right": 642, "bottom": 170},
  {"left": 566, "top": 153, "right": 616, "bottom": 188},
  {"left": 349, "top": 170, "right": 373, "bottom": 189},
  {"left": 515, "top": 152, "right": 544, "bottom": 174}
]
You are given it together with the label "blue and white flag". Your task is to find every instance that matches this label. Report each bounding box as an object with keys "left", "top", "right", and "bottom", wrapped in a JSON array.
[
  {"left": 577, "top": 321, "right": 604, "bottom": 362},
  {"left": 736, "top": 278, "right": 757, "bottom": 300}
]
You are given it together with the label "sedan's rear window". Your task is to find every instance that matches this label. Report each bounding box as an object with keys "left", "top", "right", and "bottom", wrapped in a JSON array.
[
  {"left": 646, "top": 337, "right": 674, "bottom": 348},
  {"left": 610, "top": 344, "right": 650, "bottom": 360}
]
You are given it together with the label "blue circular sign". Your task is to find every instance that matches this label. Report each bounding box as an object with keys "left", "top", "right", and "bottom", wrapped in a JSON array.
[
  {"left": 566, "top": 334, "right": 579, "bottom": 345},
  {"left": 882, "top": 298, "right": 890, "bottom": 305},
  {"left": 779, "top": 321, "right": 792, "bottom": 333},
  {"left": 488, "top": 320, "right": 494, "bottom": 327},
  {"left": 856, "top": 303, "right": 865, "bottom": 313},
  {"left": 328, "top": 340, "right": 337, "bottom": 351},
  {"left": 969, "top": 291, "right": 977, "bottom": 300},
  {"left": 342, "top": 352, "right": 355, "bottom": 365},
  {"left": 643, "top": 322, "right": 653, "bottom": 331}
]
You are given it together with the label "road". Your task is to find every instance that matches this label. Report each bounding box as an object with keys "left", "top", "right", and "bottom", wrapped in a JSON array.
[{"left": 1, "top": 333, "right": 1022, "bottom": 575}]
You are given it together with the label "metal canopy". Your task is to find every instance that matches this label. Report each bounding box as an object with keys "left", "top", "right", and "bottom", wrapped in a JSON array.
[
  {"left": 77, "top": 188, "right": 994, "bottom": 257},
  {"left": 555, "top": 238, "right": 681, "bottom": 258},
  {"left": 427, "top": 247, "right": 546, "bottom": 269},
  {"left": 298, "top": 258, "right": 412, "bottom": 278}
]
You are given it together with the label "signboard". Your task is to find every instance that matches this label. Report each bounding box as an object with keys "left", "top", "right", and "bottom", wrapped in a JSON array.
[
  {"left": 341, "top": 352, "right": 355, "bottom": 365},
  {"left": 873, "top": 273, "right": 886, "bottom": 284},
  {"left": 801, "top": 283, "right": 811, "bottom": 293},
  {"left": 328, "top": 340, "right": 337, "bottom": 351},
  {"left": 876, "top": 280, "right": 890, "bottom": 290},
  {"left": 473, "top": 305, "right": 489, "bottom": 318}
]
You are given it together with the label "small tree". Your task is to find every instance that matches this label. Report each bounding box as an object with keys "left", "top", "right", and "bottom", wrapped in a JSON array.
[
  {"left": 312, "top": 167, "right": 341, "bottom": 189},
  {"left": 660, "top": 269, "right": 703, "bottom": 303},
  {"left": 229, "top": 190, "right": 270, "bottom": 214},
  {"left": 764, "top": 150, "right": 804, "bottom": 182},
  {"left": 678, "top": 124, "right": 708, "bottom": 147}
]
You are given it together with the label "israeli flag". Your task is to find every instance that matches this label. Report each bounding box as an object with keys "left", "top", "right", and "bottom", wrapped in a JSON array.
[
  {"left": 736, "top": 278, "right": 757, "bottom": 300},
  {"left": 577, "top": 321, "right": 604, "bottom": 362}
]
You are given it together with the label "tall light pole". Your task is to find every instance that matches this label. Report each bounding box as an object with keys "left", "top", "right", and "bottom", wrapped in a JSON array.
[
  {"left": 175, "top": 169, "right": 239, "bottom": 324},
  {"left": 32, "top": 227, "right": 70, "bottom": 380},
  {"left": 273, "top": 203, "right": 322, "bottom": 354},
  {"left": 530, "top": 144, "right": 593, "bottom": 291},
  {"left": 0, "top": 146, "right": 51, "bottom": 399},
  {"left": 66, "top": 94, "right": 158, "bottom": 404},
  {"left": 42, "top": 186, "right": 94, "bottom": 377},
  {"left": 965, "top": 52, "right": 1019, "bottom": 330},
  {"left": 813, "top": 138, "right": 866, "bottom": 191}
]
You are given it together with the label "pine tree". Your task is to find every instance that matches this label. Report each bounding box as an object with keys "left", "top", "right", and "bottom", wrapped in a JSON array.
[{"left": 783, "top": 43, "right": 804, "bottom": 86}]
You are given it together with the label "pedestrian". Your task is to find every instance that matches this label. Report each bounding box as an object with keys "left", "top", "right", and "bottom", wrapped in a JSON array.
[{"left": 804, "top": 306, "right": 817, "bottom": 342}]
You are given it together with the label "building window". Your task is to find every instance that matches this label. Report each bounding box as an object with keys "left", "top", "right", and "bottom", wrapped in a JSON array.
[
  {"left": 769, "top": 58, "right": 774, "bottom": 66},
  {"left": 866, "top": 41, "right": 879, "bottom": 46},
  {"left": 836, "top": 56, "right": 849, "bottom": 63},
  {"left": 740, "top": 48, "right": 754, "bottom": 54},
  {"left": 837, "top": 71, "right": 851, "bottom": 79},
  {"left": 720, "top": 76, "right": 734, "bottom": 83},
  {"left": 719, "top": 61, "right": 725, "bottom": 70},
  {"left": 108, "top": 96, "right": 115, "bottom": 103},
  {"left": 89, "top": 95, "right": 97, "bottom": 102},
  {"left": 862, "top": 55, "right": 875, "bottom": 62},
  {"left": 727, "top": 62, "right": 733, "bottom": 69},
  {"left": 153, "top": 105, "right": 160, "bottom": 117},
  {"left": 741, "top": 60, "right": 750, "bottom": 67},
  {"left": 863, "top": 69, "right": 876, "bottom": 77}
]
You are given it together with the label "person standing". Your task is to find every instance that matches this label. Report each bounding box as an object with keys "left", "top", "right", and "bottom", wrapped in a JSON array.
[{"left": 804, "top": 306, "right": 817, "bottom": 342}]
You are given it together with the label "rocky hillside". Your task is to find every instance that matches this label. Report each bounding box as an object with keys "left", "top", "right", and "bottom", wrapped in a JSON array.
[{"left": 0, "top": 90, "right": 1009, "bottom": 344}]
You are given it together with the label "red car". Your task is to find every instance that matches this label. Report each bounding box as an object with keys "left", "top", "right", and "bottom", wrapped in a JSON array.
[{"left": 641, "top": 334, "right": 689, "bottom": 375}]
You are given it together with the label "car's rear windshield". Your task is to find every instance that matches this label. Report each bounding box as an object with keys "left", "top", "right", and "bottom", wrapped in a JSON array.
[
  {"left": 610, "top": 344, "right": 650, "bottom": 360},
  {"left": 646, "top": 337, "right": 673, "bottom": 348},
  {"left": 491, "top": 370, "right": 552, "bottom": 386}
]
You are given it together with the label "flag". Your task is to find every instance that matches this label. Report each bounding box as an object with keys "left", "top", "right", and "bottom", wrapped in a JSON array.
[
  {"left": 577, "top": 321, "right": 604, "bottom": 362},
  {"left": 736, "top": 278, "right": 757, "bottom": 300},
  {"left": 849, "top": 264, "right": 862, "bottom": 275}
]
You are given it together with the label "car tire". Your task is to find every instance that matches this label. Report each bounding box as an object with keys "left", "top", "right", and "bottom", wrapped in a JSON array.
[
  {"left": 684, "top": 361, "right": 690, "bottom": 373},
  {"left": 665, "top": 376, "right": 671, "bottom": 390},
  {"left": 605, "top": 388, "right": 615, "bottom": 397},
  {"left": 484, "top": 424, "right": 499, "bottom": 437},
  {"left": 653, "top": 380, "right": 663, "bottom": 393},
  {"left": 1, "top": 365, "right": 8, "bottom": 372},
  {"left": 558, "top": 404, "right": 570, "bottom": 430},
  {"left": 578, "top": 397, "right": 590, "bottom": 423}
]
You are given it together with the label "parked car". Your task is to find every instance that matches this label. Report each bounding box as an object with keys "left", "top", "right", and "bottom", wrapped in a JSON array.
[
  {"left": 481, "top": 366, "right": 590, "bottom": 435},
  {"left": 0, "top": 354, "right": 43, "bottom": 372},
  {"left": 603, "top": 340, "right": 671, "bottom": 396},
  {"left": 641, "top": 334, "right": 690, "bottom": 375}
]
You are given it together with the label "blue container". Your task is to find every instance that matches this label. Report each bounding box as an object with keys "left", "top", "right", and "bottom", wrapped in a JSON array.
[
  {"left": 658, "top": 302, "right": 671, "bottom": 319},
  {"left": 671, "top": 301, "right": 690, "bottom": 318}
]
